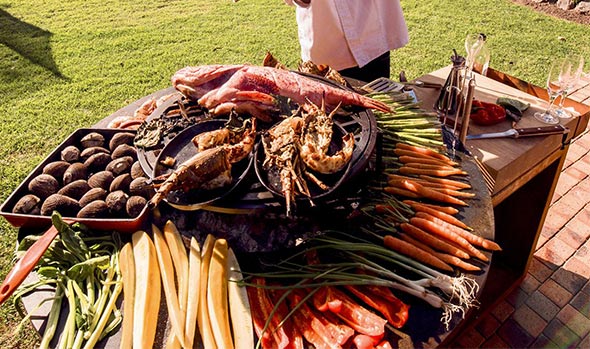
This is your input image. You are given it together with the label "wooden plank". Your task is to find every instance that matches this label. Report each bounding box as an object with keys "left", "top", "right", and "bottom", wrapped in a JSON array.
[{"left": 414, "top": 66, "right": 588, "bottom": 203}]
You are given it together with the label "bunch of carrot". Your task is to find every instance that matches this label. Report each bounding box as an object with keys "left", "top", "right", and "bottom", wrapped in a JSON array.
[
  {"left": 373, "top": 198, "right": 501, "bottom": 273},
  {"left": 383, "top": 142, "right": 473, "bottom": 206}
]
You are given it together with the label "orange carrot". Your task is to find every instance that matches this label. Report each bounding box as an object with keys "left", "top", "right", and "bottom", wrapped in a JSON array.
[
  {"left": 388, "top": 174, "right": 466, "bottom": 190},
  {"left": 388, "top": 178, "right": 461, "bottom": 191},
  {"left": 383, "top": 186, "right": 420, "bottom": 198},
  {"left": 383, "top": 235, "right": 453, "bottom": 272},
  {"left": 395, "top": 143, "right": 451, "bottom": 162},
  {"left": 429, "top": 187, "right": 476, "bottom": 198},
  {"left": 409, "top": 217, "right": 489, "bottom": 262},
  {"left": 399, "top": 222, "right": 470, "bottom": 259},
  {"left": 399, "top": 166, "right": 468, "bottom": 177},
  {"left": 414, "top": 211, "right": 502, "bottom": 251},
  {"left": 398, "top": 155, "right": 458, "bottom": 167},
  {"left": 399, "top": 234, "right": 481, "bottom": 272},
  {"left": 394, "top": 179, "right": 469, "bottom": 206},
  {"left": 403, "top": 162, "right": 457, "bottom": 171},
  {"left": 403, "top": 200, "right": 459, "bottom": 215},
  {"left": 405, "top": 201, "right": 471, "bottom": 230},
  {"left": 418, "top": 175, "right": 471, "bottom": 189},
  {"left": 393, "top": 149, "right": 457, "bottom": 167}
]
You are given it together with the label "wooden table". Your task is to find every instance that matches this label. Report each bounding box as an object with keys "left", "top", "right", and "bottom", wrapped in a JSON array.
[{"left": 413, "top": 66, "right": 590, "bottom": 345}]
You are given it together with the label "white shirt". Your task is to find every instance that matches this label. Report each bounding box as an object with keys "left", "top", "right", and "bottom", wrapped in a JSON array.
[{"left": 285, "top": 0, "right": 409, "bottom": 70}]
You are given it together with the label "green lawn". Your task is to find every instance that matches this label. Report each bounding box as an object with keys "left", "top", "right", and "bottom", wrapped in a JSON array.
[{"left": 1, "top": 0, "right": 588, "bottom": 347}]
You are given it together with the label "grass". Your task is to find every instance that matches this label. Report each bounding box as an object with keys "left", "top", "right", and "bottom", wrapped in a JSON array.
[{"left": 0, "top": 0, "right": 588, "bottom": 347}]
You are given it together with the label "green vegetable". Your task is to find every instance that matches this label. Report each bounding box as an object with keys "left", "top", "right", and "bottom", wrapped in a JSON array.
[
  {"left": 13, "top": 212, "right": 122, "bottom": 349},
  {"left": 496, "top": 97, "right": 530, "bottom": 112}
]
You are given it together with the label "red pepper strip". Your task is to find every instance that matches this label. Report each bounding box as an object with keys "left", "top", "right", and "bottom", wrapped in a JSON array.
[
  {"left": 311, "top": 286, "right": 343, "bottom": 313},
  {"left": 353, "top": 334, "right": 377, "bottom": 349},
  {"left": 246, "top": 284, "right": 277, "bottom": 349},
  {"left": 311, "top": 286, "right": 387, "bottom": 337},
  {"left": 286, "top": 290, "right": 341, "bottom": 349},
  {"left": 376, "top": 340, "right": 393, "bottom": 349},
  {"left": 312, "top": 308, "right": 355, "bottom": 346},
  {"left": 345, "top": 285, "right": 410, "bottom": 329},
  {"left": 268, "top": 289, "right": 305, "bottom": 349},
  {"left": 470, "top": 100, "right": 506, "bottom": 126},
  {"left": 247, "top": 278, "right": 291, "bottom": 349}
]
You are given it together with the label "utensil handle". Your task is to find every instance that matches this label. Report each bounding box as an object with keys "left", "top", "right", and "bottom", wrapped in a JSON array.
[
  {"left": 515, "top": 125, "right": 568, "bottom": 137},
  {"left": 0, "top": 225, "right": 59, "bottom": 306}
]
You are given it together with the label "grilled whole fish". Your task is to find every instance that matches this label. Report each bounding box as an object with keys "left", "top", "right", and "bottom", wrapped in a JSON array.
[{"left": 171, "top": 64, "right": 390, "bottom": 122}]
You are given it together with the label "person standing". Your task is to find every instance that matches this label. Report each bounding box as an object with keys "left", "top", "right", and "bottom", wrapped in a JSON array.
[{"left": 284, "top": 0, "right": 409, "bottom": 83}]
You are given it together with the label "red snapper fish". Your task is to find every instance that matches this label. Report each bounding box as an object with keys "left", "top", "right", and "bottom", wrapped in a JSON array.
[{"left": 171, "top": 64, "right": 390, "bottom": 121}]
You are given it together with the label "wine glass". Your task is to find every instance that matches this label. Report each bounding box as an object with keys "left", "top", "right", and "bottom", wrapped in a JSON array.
[
  {"left": 554, "top": 54, "right": 584, "bottom": 119},
  {"left": 534, "top": 58, "right": 567, "bottom": 125},
  {"left": 464, "top": 33, "right": 486, "bottom": 74}
]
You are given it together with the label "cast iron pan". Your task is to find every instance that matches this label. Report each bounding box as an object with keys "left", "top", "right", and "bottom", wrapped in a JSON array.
[
  {"left": 152, "top": 119, "right": 254, "bottom": 211},
  {"left": 254, "top": 120, "right": 353, "bottom": 205}
]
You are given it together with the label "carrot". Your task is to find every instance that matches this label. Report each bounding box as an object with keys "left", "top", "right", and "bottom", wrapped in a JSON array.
[
  {"left": 399, "top": 234, "right": 481, "bottom": 272},
  {"left": 418, "top": 175, "right": 471, "bottom": 189},
  {"left": 388, "top": 174, "right": 465, "bottom": 190},
  {"left": 398, "top": 155, "right": 458, "bottom": 167},
  {"left": 414, "top": 211, "right": 502, "bottom": 251},
  {"left": 409, "top": 217, "right": 489, "bottom": 262},
  {"left": 399, "top": 222, "right": 470, "bottom": 259},
  {"left": 393, "top": 149, "right": 457, "bottom": 167},
  {"left": 429, "top": 187, "right": 476, "bottom": 198},
  {"left": 389, "top": 178, "right": 457, "bottom": 191},
  {"left": 399, "top": 166, "right": 468, "bottom": 177},
  {"left": 395, "top": 142, "right": 451, "bottom": 162},
  {"left": 384, "top": 186, "right": 420, "bottom": 198},
  {"left": 402, "top": 200, "right": 459, "bottom": 215},
  {"left": 393, "top": 179, "right": 469, "bottom": 206},
  {"left": 405, "top": 200, "right": 472, "bottom": 230},
  {"left": 383, "top": 235, "right": 453, "bottom": 272},
  {"left": 403, "top": 162, "right": 457, "bottom": 171}
]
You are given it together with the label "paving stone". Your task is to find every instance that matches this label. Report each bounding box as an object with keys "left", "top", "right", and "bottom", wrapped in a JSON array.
[
  {"left": 497, "top": 318, "right": 534, "bottom": 348},
  {"left": 565, "top": 142, "right": 588, "bottom": 163},
  {"left": 454, "top": 325, "right": 485, "bottom": 348},
  {"left": 552, "top": 265, "right": 588, "bottom": 294},
  {"left": 539, "top": 278, "right": 574, "bottom": 308},
  {"left": 570, "top": 290, "right": 590, "bottom": 318},
  {"left": 543, "top": 318, "right": 581, "bottom": 348},
  {"left": 512, "top": 303, "right": 548, "bottom": 338},
  {"left": 480, "top": 333, "right": 509, "bottom": 348},
  {"left": 529, "top": 333, "right": 560, "bottom": 348},
  {"left": 553, "top": 171, "right": 580, "bottom": 199},
  {"left": 526, "top": 290, "right": 561, "bottom": 322},
  {"left": 556, "top": 304, "right": 590, "bottom": 338},
  {"left": 535, "top": 233, "right": 549, "bottom": 251},
  {"left": 535, "top": 236, "right": 577, "bottom": 268},
  {"left": 563, "top": 255, "right": 590, "bottom": 279},
  {"left": 506, "top": 287, "right": 529, "bottom": 309},
  {"left": 562, "top": 218, "right": 590, "bottom": 247},
  {"left": 528, "top": 257, "right": 554, "bottom": 282},
  {"left": 474, "top": 313, "right": 501, "bottom": 339},
  {"left": 573, "top": 203, "right": 590, "bottom": 226},
  {"left": 579, "top": 332, "right": 590, "bottom": 349},
  {"left": 491, "top": 299, "right": 515, "bottom": 323},
  {"left": 520, "top": 273, "right": 541, "bottom": 295}
]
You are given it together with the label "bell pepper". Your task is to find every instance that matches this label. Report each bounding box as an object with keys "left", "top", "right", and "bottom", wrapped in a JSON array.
[{"left": 470, "top": 100, "right": 506, "bottom": 126}]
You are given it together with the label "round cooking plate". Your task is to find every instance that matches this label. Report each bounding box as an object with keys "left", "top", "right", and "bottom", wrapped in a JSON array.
[
  {"left": 254, "top": 120, "right": 353, "bottom": 205},
  {"left": 152, "top": 119, "right": 254, "bottom": 211}
]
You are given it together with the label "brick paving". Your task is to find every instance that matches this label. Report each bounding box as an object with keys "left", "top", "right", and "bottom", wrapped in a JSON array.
[{"left": 450, "top": 79, "right": 590, "bottom": 348}]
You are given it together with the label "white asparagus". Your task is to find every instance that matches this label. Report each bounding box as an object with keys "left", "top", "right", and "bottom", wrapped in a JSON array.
[
  {"left": 152, "top": 224, "right": 188, "bottom": 348},
  {"left": 198, "top": 234, "right": 218, "bottom": 349},
  {"left": 131, "top": 231, "right": 161, "bottom": 349},
  {"left": 227, "top": 247, "right": 254, "bottom": 349},
  {"left": 185, "top": 237, "right": 202, "bottom": 349},
  {"left": 119, "top": 242, "right": 135, "bottom": 349}
]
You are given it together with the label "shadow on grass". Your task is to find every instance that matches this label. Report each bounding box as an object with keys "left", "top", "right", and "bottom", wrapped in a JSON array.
[{"left": 0, "top": 8, "right": 65, "bottom": 78}]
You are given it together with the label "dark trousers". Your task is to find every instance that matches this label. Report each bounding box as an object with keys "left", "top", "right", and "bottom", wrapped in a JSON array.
[{"left": 338, "top": 51, "right": 390, "bottom": 83}]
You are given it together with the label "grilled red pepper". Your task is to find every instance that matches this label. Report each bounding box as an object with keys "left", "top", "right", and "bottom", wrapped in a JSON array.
[{"left": 470, "top": 100, "right": 506, "bottom": 126}]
